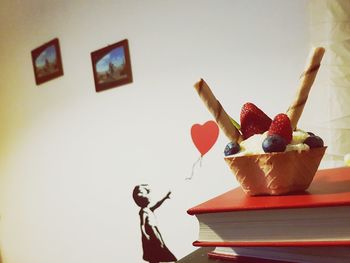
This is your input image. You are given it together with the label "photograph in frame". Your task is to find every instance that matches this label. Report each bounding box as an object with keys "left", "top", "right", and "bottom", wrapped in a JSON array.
[
  {"left": 91, "top": 39, "right": 133, "bottom": 92},
  {"left": 31, "top": 38, "right": 64, "bottom": 85}
]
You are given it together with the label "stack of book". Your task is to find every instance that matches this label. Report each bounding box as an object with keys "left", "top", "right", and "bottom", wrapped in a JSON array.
[{"left": 187, "top": 166, "right": 350, "bottom": 262}]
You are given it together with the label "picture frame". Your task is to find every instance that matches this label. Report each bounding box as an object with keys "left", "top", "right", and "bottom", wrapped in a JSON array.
[
  {"left": 91, "top": 39, "right": 133, "bottom": 92},
  {"left": 31, "top": 38, "right": 64, "bottom": 85}
]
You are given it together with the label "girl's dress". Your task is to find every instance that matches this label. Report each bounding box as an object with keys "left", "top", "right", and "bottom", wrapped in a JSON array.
[{"left": 140, "top": 207, "right": 177, "bottom": 262}]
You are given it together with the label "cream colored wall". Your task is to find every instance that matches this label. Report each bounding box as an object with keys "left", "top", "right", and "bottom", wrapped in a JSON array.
[{"left": 0, "top": 1, "right": 310, "bottom": 262}]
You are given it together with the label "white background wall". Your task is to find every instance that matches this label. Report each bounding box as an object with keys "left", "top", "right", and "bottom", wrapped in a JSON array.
[{"left": 0, "top": 1, "right": 312, "bottom": 262}]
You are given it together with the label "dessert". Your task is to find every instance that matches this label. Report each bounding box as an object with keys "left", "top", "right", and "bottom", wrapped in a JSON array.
[
  {"left": 224, "top": 103, "right": 326, "bottom": 196},
  {"left": 194, "top": 47, "right": 326, "bottom": 196}
]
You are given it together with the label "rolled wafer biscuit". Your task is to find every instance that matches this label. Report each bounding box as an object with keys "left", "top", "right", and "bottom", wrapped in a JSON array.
[
  {"left": 194, "top": 79, "right": 243, "bottom": 143},
  {"left": 287, "top": 47, "right": 325, "bottom": 130}
]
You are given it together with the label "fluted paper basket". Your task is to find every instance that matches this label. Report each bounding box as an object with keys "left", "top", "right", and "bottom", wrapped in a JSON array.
[{"left": 225, "top": 147, "right": 327, "bottom": 196}]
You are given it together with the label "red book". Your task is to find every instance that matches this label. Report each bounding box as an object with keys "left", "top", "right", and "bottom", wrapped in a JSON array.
[
  {"left": 208, "top": 252, "right": 295, "bottom": 263},
  {"left": 207, "top": 246, "right": 350, "bottom": 263},
  {"left": 177, "top": 247, "right": 294, "bottom": 263},
  {"left": 187, "top": 167, "right": 350, "bottom": 247}
]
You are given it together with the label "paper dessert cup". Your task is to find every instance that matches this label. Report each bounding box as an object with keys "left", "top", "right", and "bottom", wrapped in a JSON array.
[{"left": 225, "top": 147, "right": 327, "bottom": 196}]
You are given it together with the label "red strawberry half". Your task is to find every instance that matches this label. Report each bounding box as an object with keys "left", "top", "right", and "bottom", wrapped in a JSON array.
[
  {"left": 240, "top": 102, "right": 272, "bottom": 139},
  {"left": 268, "top": 113, "right": 293, "bottom": 143}
]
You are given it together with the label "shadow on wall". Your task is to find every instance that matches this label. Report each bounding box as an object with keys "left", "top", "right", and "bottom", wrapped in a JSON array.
[{"left": 0, "top": 249, "right": 3, "bottom": 263}]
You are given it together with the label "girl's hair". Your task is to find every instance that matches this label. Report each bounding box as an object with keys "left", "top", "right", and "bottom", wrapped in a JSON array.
[{"left": 132, "top": 184, "right": 149, "bottom": 208}]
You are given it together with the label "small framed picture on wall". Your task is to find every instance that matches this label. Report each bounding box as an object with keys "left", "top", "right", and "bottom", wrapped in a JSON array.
[
  {"left": 31, "top": 38, "right": 64, "bottom": 85},
  {"left": 91, "top": 39, "right": 133, "bottom": 92}
]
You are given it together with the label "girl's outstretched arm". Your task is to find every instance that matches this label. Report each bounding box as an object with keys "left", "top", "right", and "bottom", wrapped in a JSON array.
[{"left": 150, "top": 191, "right": 171, "bottom": 211}]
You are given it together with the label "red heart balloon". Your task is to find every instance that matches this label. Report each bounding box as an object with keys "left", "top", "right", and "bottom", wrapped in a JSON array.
[{"left": 191, "top": 120, "right": 219, "bottom": 156}]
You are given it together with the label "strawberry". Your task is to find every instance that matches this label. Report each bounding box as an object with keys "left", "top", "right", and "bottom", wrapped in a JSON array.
[
  {"left": 268, "top": 113, "right": 293, "bottom": 143},
  {"left": 240, "top": 102, "right": 272, "bottom": 139}
]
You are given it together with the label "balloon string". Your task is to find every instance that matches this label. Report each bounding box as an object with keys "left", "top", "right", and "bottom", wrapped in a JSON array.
[{"left": 186, "top": 155, "right": 202, "bottom": 180}]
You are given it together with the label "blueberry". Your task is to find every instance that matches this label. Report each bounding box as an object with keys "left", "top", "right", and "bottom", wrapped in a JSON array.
[
  {"left": 262, "top": 135, "right": 287, "bottom": 153},
  {"left": 304, "top": 135, "right": 324, "bottom": 148},
  {"left": 224, "top": 142, "right": 240, "bottom": 156}
]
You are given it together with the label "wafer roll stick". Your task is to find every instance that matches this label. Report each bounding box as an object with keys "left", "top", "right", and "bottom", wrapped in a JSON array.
[
  {"left": 194, "top": 79, "right": 243, "bottom": 143},
  {"left": 287, "top": 47, "right": 325, "bottom": 130}
]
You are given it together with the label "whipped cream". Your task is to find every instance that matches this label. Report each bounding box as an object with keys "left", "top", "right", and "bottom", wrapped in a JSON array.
[{"left": 231, "top": 130, "right": 310, "bottom": 157}]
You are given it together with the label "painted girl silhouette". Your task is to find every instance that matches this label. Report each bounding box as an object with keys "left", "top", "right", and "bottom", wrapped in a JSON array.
[{"left": 133, "top": 184, "right": 177, "bottom": 263}]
